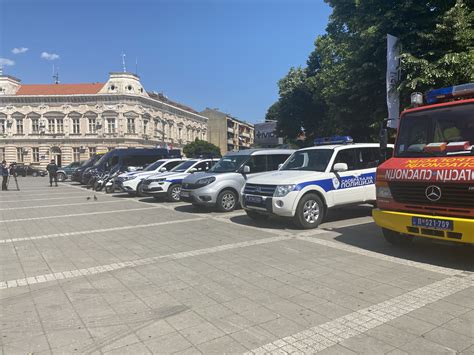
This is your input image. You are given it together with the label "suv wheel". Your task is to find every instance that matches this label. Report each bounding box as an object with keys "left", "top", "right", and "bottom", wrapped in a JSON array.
[
  {"left": 246, "top": 210, "right": 269, "bottom": 221},
  {"left": 57, "top": 172, "right": 66, "bottom": 182},
  {"left": 136, "top": 182, "right": 145, "bottom": 197},
  {"left": 383, "top": 228, "right": 414, "bottom": 246},
  {"left": 167, "top": 184, "right": 181, "bottom": 202},
  {"left": 293, "top": 193, "right": 324, "bottom": 229},
  {"left": 217, "top": 189, "right": 237, "bottom": 212}
]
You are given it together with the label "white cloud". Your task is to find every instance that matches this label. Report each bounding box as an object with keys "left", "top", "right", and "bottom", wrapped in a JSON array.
[
  {"left": 41, "top": 52, "right": 60, "bottom": 61},
  {"left": 12, "top": 47, "right": 29, "bottom": 54},
  {"left": 0, "top": 58, "right": 15, "bottom": 66}
]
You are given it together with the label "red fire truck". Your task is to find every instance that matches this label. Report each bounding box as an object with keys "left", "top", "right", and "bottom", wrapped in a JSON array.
[{"left": 373, "top": 83, "right": 474, "bottom": 245}]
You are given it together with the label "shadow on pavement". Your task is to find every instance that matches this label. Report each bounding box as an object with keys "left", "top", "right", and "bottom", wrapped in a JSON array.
[
  {"left": 227, "top": 205, "right": 374, "bottom": 231},
  {"left": 136, "top": 196, "right": 162, "bottom": 203},
  {"left": 332, "top": 223, "right": 474, "bottom": 272},
  {"left": 224, "top": 204, "right": 473, "bottom": 272},
  {"left": 323, "top": 205, "right": 373, "bottom": 223},
  {"left": 174, "top": 204, "right": 214, "bottom": 214},
  {"left": 111, "top": 193, "right": 134, "bottom": 198}
]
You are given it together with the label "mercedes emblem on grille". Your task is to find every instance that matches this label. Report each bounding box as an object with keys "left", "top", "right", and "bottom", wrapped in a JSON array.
[
  {"left": 255, "top": 186, "right": 261, "bottom": 193},
  {"left": 425, "top": 185, "right": 442, "bottom": 202}
]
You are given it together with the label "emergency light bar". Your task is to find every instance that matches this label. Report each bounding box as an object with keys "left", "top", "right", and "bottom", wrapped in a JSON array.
[
  {"left": 314, "top": 136, "right": 353, "bottom": 145},
  {"left": 426, "top": 83, "right": 474, "bottom": 104}
]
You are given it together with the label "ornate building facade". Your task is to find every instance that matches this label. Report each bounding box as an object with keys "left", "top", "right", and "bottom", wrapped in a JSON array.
[{"left": 0, "top": 72, "right": 208, "bottom": 167}]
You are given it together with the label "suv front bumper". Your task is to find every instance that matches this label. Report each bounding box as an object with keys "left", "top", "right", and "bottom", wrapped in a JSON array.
[
  {"left": 241, "top": 193, "right": 296, "bottom": 217},
  {"left": 373, "top": 209, "right": 474, "bottom": 244},
  {"left": 180, "top": 186, "right": 218, "bottom": 206}
]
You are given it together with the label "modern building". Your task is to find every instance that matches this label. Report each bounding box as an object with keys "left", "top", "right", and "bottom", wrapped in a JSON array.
[
  {"left": 200, "top": 108, "right": 254, "bottom": 155},
  {"left": 0, "top": 72, "right": 208, "bottom": 167}
]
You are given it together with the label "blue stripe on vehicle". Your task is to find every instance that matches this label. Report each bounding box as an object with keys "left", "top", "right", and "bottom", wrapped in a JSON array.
[
  {"left": 294, "top": 172, "right": 375, "bottom": 192},
  {"left": 165, "top": 179, "right": 183, "bottom": 184}
]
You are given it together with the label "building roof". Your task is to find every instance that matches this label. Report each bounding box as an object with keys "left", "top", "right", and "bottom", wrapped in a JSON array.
[
  {"left": 201, "top": 107, "right": 253, "bottom": 127},
  {"left": 147, "top": 92, "right": 200, "bottom": 114},
  {"left": 15, "top": 83, "right": 105, "bottom": 96}
]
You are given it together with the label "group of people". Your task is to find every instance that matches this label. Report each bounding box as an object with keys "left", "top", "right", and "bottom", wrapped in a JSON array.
[{"left": 1, "top": 159, "right": 60, "bottom": 191}]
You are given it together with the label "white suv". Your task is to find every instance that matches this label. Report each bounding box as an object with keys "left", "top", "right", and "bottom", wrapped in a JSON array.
[
  {"left": 242, "top": 142, "right": 392, "bottom": 229},
  {"left": 142, "top": 159, "right": 218, "bottom": 201},
  {"left": 116, "top": 159, "right": 185, "bottom": 196}
]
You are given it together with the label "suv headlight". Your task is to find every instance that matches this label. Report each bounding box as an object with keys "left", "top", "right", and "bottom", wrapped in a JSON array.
[
  {"left": 196, "top": 176, "right": 216, "bottom": 187},
  {"left": 148, "top": 178, "right": 165, "bottom": 183},
  {"left": 274, "top": 184, "right": 295, "bottom": 197},
  {"left": 376, "top": 185, "right": 392, "bottom": 199}
]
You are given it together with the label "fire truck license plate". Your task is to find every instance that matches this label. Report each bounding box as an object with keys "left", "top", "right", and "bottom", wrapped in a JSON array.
[{"left": 412, "top": 217, "right": 453, "bottom": 231}]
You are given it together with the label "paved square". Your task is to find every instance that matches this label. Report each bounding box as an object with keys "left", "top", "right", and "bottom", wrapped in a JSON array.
[{"left": 1, "top": 178, "right": 473, "bottom": 354}]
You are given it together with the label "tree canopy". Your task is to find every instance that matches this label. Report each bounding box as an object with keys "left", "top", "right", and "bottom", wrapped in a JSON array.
[
  {"left": 268, "top": 0, "right": 474, "bottom": 144},
  {"left": 183, "top": 139, "right": 221, "bottom": 158}
]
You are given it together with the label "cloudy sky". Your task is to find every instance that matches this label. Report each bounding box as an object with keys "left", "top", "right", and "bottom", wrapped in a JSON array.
[{"left": 0, "top": 0, "right": 331, "bottom": 123}]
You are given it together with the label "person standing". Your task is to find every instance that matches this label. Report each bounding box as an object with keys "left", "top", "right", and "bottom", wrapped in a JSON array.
[
  {"left": 46, "top": 159, "right": 59, "bottom": 187},
  {"left": 1, "top": 160, "right": 8, "bottom": 191}
]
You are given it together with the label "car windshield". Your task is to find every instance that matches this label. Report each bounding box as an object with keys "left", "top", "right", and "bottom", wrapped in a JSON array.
[
  {"left": 144, "top": 160, "right": 166, "bottom": 171},
  {"left": 209, "top": 155, "right": 249, "bottom": 173},
  {"left": 170, "top": 160, "right": 198, "bottom": 172},
  {"left": 93, "top": 152, "right": 111, "bottom": 167},
  {"left": 396, "top": 103, "right": 474, "bottom": 157},
  {"left": 280, "top": 149, "right": 333, "bottom": 172},
  {"left": 80, "top": 157, "right": 94, "bottom": 167}
]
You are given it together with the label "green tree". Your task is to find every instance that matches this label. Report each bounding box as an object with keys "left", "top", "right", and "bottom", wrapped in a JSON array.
[
  {"left": 269, "top": 0, "right": 474, "bottom": 143},
  {"left": 183, "top": 139, "right": 221, "bottom": 158},
  {"left": 401, "top": 0, "right": 474, "bottom": 93}
]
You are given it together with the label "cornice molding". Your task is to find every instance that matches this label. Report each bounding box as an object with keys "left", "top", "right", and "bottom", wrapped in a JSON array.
[{"left": 0, "top": 94, "right": 207, "bottom": 123}]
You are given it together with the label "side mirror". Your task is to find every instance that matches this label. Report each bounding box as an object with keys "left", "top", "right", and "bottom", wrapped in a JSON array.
[
  {"left": 333, "top": 163, "right": 348, "bottom": 172},
  {"left": 278, "top": 163, "right": 283, "bottom": 169},
  {"left": 159, "top": 167, "right": 167, "bottom": 172},
  {"left": 189, "top": 168, "right": 197, "bottom": 173},
  {"left": 242, "top": 165, "right": 250, "bottom": 174}
]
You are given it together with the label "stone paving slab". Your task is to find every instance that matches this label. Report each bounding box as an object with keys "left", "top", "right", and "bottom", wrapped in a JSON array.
[{"left": 0, "top": 178, "right": 473, "bottom": 354}]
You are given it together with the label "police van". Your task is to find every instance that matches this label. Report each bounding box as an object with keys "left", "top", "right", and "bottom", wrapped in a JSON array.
[{"left": 241, "top": 137, "right": 393, "bottom": 229}]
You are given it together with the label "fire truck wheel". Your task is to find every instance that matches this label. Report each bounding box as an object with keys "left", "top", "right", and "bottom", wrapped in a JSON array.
[{"left": 383, "top": 228, "right": 413, "bottom": 246}]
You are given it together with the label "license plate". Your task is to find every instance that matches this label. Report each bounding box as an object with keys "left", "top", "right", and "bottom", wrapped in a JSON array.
[
  {"left": 412, "top": 217, "right": 453, "bottom": 231},
  {"left": 180, "top": 191, "right": 190, "bottom": 197},
  {"left": 246, "top": 195, "right": 262, "bottom": 204}
]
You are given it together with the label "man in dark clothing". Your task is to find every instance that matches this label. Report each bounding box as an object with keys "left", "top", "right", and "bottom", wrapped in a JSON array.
[
  {"left": 46, "top": 159, "right": 59, "bottom": 187},
  {"left": 1, "top": 160, "right": 8, "bottom": 191}
]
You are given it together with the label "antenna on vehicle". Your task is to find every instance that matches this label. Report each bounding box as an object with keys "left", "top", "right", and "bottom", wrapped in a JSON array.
[{"left": 121, "top": 53, "right": 127, "bottom": 73}]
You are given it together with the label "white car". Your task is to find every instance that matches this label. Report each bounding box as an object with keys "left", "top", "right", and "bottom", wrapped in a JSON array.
[
  {"left": 180, "top": 149, "right": 294, "bottom": 212},
  {"left": 241, "top": 139, "right": 393, "bottom": 229},
  {"left": 116, "top": 159, "right": 186, "bottom": 196},
  {"left": 142, "top": 159, "right": 218, "bottom": 201}
]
